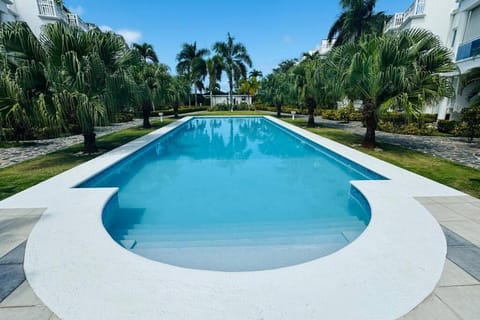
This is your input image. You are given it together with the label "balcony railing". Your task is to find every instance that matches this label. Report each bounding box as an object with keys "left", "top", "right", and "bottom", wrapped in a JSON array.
[
  {"left": 385, "top": 13, "right": 404, "bottom": 31},
  {"left": 384, "top": 0, "right": 426, "bottom": 32},
  {"left": 37, "top": 0, "right": 67, "bottom": 21},
  {"left": 66, "top": 13, "right": 89, "bottom": 30},
  {"left": 456, "top": 37, "right": 480, "bottom": 61}
]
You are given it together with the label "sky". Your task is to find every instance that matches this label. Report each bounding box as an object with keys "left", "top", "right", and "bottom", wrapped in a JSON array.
[{"left": 64, "top": 0, "right": 414, "bottom": 87}]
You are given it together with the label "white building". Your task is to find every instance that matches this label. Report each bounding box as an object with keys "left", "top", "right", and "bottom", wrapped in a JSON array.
[
  {"left": 384, "top": 0, "right": 480, "bottom": 119},
  {"left": 0, "top": 0, "right": 17, "bottom": 23},
  {"left": 4, "top": 0, "right": 95, "bottom": 37},
  {"left": 209, "top": 95, "right": 252, "bottom": 107},
  {"left": 311, "top": 39, "right": 336, "bottom": 57},
  {"left": 384, "top": 0, "right": 457, "bottom": 46},
  {"left": 444, "top": 0, "right": 480, "bottom": 119}
]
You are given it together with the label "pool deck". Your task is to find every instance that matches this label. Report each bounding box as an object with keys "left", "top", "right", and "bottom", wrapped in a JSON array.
[
  {"left": 0, "top": 116, "right": 479, "bottom": 319},
  {"left": 1, "top": 198, "right": 479, "bottom": 319}
]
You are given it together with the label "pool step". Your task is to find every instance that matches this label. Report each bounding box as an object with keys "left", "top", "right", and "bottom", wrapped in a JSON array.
[
  {"left": 131, "top": 242, "right": 349, "bottom": 271},
  {"left": 112, "top": 216, "right": 366, "bottom": 237},
  {"left": 131, "top": 232, "right": 350, "bottom": 249},
  {"left": 116, "top": 224, "right": 365, "bottom": 243}
]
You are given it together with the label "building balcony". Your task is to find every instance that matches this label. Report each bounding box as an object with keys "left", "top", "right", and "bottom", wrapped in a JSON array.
[
  {"left": 456, "top": 36, "right": 480, "bottom": 61},
  {"left": 37, "top": 0, "right": 67, "bottom": 21},
  {"left": 384, "top": 0, "right": 426, "bottom": 32},
  {"left": 66, "top": 13, "right": 89, "bottom": 31}
]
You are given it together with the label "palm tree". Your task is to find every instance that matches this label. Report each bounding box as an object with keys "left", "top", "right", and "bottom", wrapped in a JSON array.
[
  {"left": 167, "top": 76, "right": 189, "bottom": 118},
  {"left": 459, "top": 67, "right": 480, "bottom": 142},
  {"left": 213, "top": 33, "right": 252, "bottom": 110},
  {"left": 176, "top": 42, "right": 209, "bottom": 106},
  {"left": 327, "top": 0, "right": 388, "bottom": 47},
  {"left": 206, "top": 55, "right": 223, "bottom": 107},
  {"left": 249, "top": 69, "right": 263, "bottom": 79},
  {"left": 133, "top": 42, "right": 159, "bottom": 64},
  {"left": 43, "top": 23, "right": 139, "bottom": 153},
  {"left": 460, "top": 67, "right": 480, "bottom": 108},
  {"left": 0, "top": 22, "right": 58, "bottom": 140},
  {"left": 329, "top": 29, "right": 454, "bottom": 148}
]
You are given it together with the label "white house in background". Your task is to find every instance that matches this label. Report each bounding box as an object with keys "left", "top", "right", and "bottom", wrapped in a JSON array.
[
  {"left": 0, "top": 0, "right": 18, "bottom": 23},
  {"left": 384, "top": 0, "right": 457, "bottom": 46},
  {"left": 10, "top": 0, "right": 95, "bottom": 37},
  {"left": 383, "top": 0, "right": 480, "bottom": 119},
  {"left": 444, "top": 0, "right": 480, "bottom": 119},
  {"left": 209, "top": 95, "right": 252, "bottom": 107},
  {"left": 311, "top": 39, "right": 336, "bottom": 57}
]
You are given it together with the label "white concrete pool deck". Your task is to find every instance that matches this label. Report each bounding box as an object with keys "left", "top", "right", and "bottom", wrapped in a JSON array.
[{"left": 0, "top": 116, "right": 471, "bottom": 319}]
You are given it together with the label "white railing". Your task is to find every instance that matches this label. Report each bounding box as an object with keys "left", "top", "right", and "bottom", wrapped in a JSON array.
[
  {"left": 385, "top": 12, "right": 404, "bottom": 31},
  {"left": 66, "top": 13, "right": 89, "bottom": 30},
  {"left": 37, "top": 0, "right": 67, "bottom": 21},
  {"left": 404, "top": 0, "right": 426, "bottom": 20},
  {"left": 384, "top": 0, "right": 426, "bottom": 32}
]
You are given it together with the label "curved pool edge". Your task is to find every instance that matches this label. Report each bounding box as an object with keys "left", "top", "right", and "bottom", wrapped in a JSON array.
[{"left": 1, "top": 115, "right": 463, "bottom": 319}]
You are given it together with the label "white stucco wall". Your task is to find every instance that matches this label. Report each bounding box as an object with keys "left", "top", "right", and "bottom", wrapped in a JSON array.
[{"left": 0, "top": 0, "right": 17, "bottom": 23}]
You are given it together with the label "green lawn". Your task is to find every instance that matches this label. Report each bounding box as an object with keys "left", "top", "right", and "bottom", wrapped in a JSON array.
[
  {"left": 1, "top": 114, "right": 478, "bottom": 201},
  {"left": 0, "top": 119, "right": 175, "bottom": 200},
  {"left": 287, "top": 119, "right": 480, "bottom": 199}
]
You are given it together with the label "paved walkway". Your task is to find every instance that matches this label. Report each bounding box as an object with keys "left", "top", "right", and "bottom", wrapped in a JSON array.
[
  {"left": 314, "top": 117, "right": 480, "bottom": 169},
  {"left": 0, "top": 119, "right": 150, "bottom": 169}
]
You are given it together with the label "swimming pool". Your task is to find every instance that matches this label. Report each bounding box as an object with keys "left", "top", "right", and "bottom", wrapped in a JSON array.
[
  {"left": 81, "top": 117, "right": 384, "bottom": 271},
  {"left": 4, "top": 115, "right": 456, "bottom": 319}
]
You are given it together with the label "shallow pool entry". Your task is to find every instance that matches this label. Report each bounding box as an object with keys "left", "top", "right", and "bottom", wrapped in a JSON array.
[{"left": 80, "top": 117, "right": 384, "bottom": 271}]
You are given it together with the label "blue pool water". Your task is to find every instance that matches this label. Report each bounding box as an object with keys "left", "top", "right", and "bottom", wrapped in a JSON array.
[{"left": 80, "top": 117, "right": 384, "bottom": 271}]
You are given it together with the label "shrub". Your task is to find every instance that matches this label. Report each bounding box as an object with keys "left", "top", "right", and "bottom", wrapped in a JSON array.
[
  {"left": 437, "top": 120, "right": 458, "bottom": 134},
  {"left": 378, "top": 120, "right": 435, "bottom": 135},
  {"left": 423, "top": 113, "right": 438, "bottom": 123},
  {"left": 460, "top": 106, "right": 480, "bottom": 142},
  {"left": 113, "top": 113, "right": 134, "bottom": 123},
  {"left": 31, "top": 126, "right": 62, "bottom": 139}
]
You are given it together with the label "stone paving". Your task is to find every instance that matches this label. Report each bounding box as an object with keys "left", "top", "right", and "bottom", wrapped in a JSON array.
[
  {"left": 0, "top": 119, "right": 149, "bottom": 169},
  {"left": 314, "top": 117, "right": 480, "bottom": 169}
]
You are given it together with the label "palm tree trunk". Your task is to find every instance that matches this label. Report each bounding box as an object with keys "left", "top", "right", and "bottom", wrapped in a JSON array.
[
  {"left": 210, "top": 90, "right": 213, "bottom": 108},
  {"left": 229, "top": 75, "right": 233, "bottom": 112},
  {"left": 306, "top": 97, "right": 316, "bottom": 128},
  {"left": 142, "top": 102, "right": 151, "bottom": 128},
  {"left": 174, "top": 102, "right": 179, "bottom": 118},
  {"left": 194, "top": 87, "right": 198, "bottom": 107},
  {"left": 362, "top": 104, "right": 377, "bottom": 148},
  {"left": 83, "top": 132, "right": 97, "bottom": 154},
  {"left": 276, "top": 102, "right": 282, "bottom": 117}
]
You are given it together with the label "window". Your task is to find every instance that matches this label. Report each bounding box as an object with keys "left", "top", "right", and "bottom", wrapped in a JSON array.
[{"left": 451, "top": 29, "right": 457, "bottom": 47}]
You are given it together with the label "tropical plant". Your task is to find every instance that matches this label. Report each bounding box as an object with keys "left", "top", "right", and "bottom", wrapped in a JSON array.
[
  {"left": 43, "top": 23, "right": 140, "bottom": 152},
  {"left": 327, "top": 0, "right": 388, "bottom": 47},
  {"left": 459, "top": 67, "right": 480, "bottom": 142},
  {"left": 133, "top": 62, "right": 170, "bottom": 128},
  {"left": 213, "top": 33, "right": 252, "bottom": 110},
  {"left": 133, "top": 42, "right": 159, "bottom": 64},
  {"left": 459, "top": 106, "right": 480, "bottom": 142},
  {"left": 0, "top": 22, "right": 57, "bottom": 140},
  {"left": 206, "top": 55, "right": 223, "bottom": 107},
  {"left": 328, "top": 29, "right": 454, "bottom": 147},
  {"left": 176, "top": 42, "right": 209, "bottom": 106},
  {"left": 167, "top": 76, "right": 189, "bottom": 118},
  {"left": 460, "top": 67, "right": 480, "bottom": 109}
]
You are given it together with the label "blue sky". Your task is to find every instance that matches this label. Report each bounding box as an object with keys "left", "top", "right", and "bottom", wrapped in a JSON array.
[{"left": 65, "top": 0, "right": 413, "bottom": 81}]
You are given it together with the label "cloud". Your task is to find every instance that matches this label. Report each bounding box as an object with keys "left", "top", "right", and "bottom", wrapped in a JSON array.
[
  {"left": 117, "top": 29, "right": 142, "bottom": 44},
  {"left": 283, "top": 35, "right": 293, "bottom": 44},
  {"left": 98, "top": 26, "right": 142, "bottom": 45},
  {"left": 70, "top": 5, "right": 85, "bottom": 16},
  {"left": 99, "top": 25, "right": 113, "bottom": 32}
]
